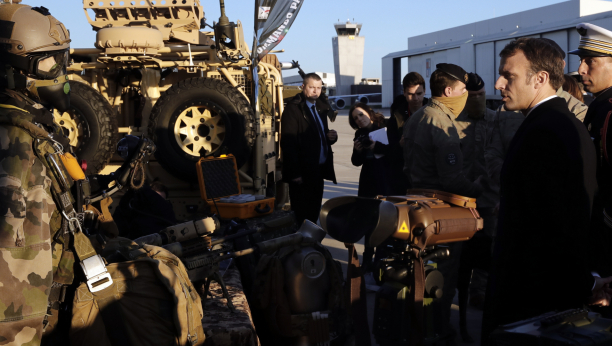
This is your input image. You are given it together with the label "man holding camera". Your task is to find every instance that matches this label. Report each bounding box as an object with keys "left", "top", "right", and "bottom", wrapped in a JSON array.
[
  {"left": 403, "top": 63, "right": 482, "bottom": 338},
  {"left": 482, "top": 37, "right": 612, "bottom": 343}
]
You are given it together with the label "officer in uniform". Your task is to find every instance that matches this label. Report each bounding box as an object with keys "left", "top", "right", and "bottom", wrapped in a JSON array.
[
  {"left": 569, "top": 23, "right": 612, "bottom": 279},
  {"left": 403, "top": 63, "right": 482, "bottom": 339}
]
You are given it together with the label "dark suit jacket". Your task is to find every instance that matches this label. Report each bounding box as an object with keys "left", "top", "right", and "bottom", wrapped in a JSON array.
[
  {"left": 483, "top": 97, "right": 597, "bottom": 336},
  {"left": 280, "top": 93, "right": 337, "bottom": 183}
]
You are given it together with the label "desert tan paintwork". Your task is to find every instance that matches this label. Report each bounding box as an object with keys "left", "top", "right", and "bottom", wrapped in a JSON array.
[{"left": 61, "top": 0, "right": 288, "bottom": 219}]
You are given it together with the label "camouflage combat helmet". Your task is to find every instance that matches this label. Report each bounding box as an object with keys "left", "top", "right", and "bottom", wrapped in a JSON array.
[{"left": 0, "top": 0, "right": 71, "bottom": 111}]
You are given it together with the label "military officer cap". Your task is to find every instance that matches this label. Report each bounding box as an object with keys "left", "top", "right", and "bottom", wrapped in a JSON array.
[
  {"left": 466, "top": 73, "right": 484, "bottom": 91},
  {"left": 568, "top": 23, "right": 612, "bottom": 57},
  {"left": 435, "top": 63, "right": 469, "bottom": 84}
]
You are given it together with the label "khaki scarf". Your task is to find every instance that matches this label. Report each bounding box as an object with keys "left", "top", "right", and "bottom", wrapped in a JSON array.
[{"left": 433, "top": 91, "right": 468, "bottom": 118}]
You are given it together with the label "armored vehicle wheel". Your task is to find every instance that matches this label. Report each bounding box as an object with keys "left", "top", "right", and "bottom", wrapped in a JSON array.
[
  {"left": 149, "top": 77, "right": 254, "bottom": 181},
  {"left": 53, "top": 82, "right": 118, "bottom": 174}
]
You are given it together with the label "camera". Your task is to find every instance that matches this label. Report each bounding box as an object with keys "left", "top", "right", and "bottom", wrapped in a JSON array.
[
  {"left": 319, "top": 189, "right": 483, "bottom": 345},
  {"left": 355, "top": 134, "right": 373, "bottom": 147}
]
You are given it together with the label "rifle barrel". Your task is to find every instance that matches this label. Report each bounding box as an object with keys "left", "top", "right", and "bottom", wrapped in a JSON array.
[{"left": 210, "top": 227, "right": 258, "bottom": 246}]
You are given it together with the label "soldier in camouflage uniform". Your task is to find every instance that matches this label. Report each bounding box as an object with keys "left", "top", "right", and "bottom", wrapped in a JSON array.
[
  {"left": 403, "top": 63, "right": 482, "bottom": 340},
  {"left": 0, "top": 2, "right": 73, "bottom": 345},
  {"left": 403, "top": 64, "right": 482, "bottom": 197}
]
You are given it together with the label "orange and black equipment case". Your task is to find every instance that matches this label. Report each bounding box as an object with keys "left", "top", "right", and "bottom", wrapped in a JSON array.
[{"left": 196, "top": 155, "right": 275, "bottom": 219}]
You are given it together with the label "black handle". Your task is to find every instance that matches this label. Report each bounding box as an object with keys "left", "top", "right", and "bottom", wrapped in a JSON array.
[{"left": 255, "top": 203, "right": 271, "bottom": 214}]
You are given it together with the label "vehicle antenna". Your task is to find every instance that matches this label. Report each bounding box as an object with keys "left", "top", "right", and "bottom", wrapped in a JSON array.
[{"left": 219, "top": 0, "right": 230, "bottom": 26}]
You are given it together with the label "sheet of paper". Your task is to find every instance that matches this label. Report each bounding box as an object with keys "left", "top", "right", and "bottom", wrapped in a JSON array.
[
  {"left": 369, "top": 128, "right": 388, "bottom": 159},
  {"left": 369, "top": 128, "right": 389, "bottom": 145}
]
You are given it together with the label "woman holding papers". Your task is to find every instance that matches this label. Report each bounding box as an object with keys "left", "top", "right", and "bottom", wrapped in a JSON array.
[
  {"left": 349, "top": 103, "right": 393, "bottom": 277},
  {"left": 349, "top": 103, "right": 393, "bottom": 198}
]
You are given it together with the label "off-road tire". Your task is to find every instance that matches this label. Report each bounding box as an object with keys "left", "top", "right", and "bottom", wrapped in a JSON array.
[
  {"left": 54, "top": 82, "right": 118, "bottom": 174},
  {"left": 149, "top": 77, "right": 255, "bottom": 181}
]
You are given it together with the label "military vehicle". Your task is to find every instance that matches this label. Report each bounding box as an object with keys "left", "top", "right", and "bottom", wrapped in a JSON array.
[{"left": 64, "top": 0, "right": 290, "bottom": 219}]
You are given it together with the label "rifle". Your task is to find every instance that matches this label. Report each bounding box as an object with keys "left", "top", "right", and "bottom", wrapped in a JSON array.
[
  {"left": 134, "top": 216, "right": 307, "bottom": 312},
  {"left": 291, "top": 60, "right": 338, "bottom": 122},
  {"left": 292, "top": 60, "right": 307, "bottom": 80},
  {"left": 181, "top": 221, "right": 322, "bottom": 311}
]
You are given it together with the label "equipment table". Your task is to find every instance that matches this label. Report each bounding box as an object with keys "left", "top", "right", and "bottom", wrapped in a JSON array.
[{"left": 202, "top": 267, "right": 261, "bottom": 346}]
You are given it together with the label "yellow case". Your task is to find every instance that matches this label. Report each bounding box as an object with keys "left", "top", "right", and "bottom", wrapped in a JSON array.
[{"left": 196, "top": 155, "right": 274, "bottom": 219}]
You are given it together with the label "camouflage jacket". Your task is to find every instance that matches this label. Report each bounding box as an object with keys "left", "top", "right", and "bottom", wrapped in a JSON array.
[
  {"left": 403, "top": 98, "right": 482, "bottom": 198},
  {"left": 455, "top": 108, "right": 499, "bottom": 208},
  {"left": 488, "top": 91, "right": 587, "bottom": 186},
  {"left": 0, "top": 106, "right": 56, "bottom": 345}
]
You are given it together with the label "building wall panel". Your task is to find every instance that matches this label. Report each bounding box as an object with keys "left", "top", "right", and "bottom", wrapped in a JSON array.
[{"left": 475, "top": 42, "right": 496, "bottom": 96}]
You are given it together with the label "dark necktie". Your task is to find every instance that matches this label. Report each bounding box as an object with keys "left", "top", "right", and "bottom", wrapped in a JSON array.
[{"left": 311, "top": 105, "right": 328, "bottom": 159}]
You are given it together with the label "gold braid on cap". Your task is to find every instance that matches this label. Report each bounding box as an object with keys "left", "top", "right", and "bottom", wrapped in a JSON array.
[{"left": 579, "top": 38, "right": 612, "bottom": 55}]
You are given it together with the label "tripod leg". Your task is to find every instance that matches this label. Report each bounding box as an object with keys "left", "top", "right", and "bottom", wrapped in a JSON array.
[
  {"left": 213, "top": 271, "right": 236, "bottom": 313},
  {"left": 458, "top": 265, "right": 473, "bottom": 343}
]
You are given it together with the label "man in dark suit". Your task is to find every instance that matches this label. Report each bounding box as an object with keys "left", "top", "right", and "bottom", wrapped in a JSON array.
[
  {"left": 482, "top": 37, "right": 612, "bottom": 344},
  {"left": 281, "top": 73, "right": 338, "bottom": 224}
]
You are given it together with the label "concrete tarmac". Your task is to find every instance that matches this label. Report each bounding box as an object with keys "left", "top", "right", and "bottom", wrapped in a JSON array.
[{"left": 320, "top": 108, "right": 483, "bottom": 345}]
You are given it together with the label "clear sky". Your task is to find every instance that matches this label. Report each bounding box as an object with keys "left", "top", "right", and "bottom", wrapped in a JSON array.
[{"left": 27, "top": 0, "right": 565, "bottom": 78}]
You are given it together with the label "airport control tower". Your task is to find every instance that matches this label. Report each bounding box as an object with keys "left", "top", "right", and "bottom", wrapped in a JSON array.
[{"left": 332, "top": 21, "right": 364, "bottom": 96}]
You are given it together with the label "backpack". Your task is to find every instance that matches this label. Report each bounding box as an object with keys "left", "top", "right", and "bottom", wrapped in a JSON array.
[{"left": 70, "top": 238, "right": 205, "bottom": 346}]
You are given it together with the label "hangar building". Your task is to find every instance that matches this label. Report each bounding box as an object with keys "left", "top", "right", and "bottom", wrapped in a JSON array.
[{"left": 381, "top": 0, "right": 612, "bottom": 107}]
